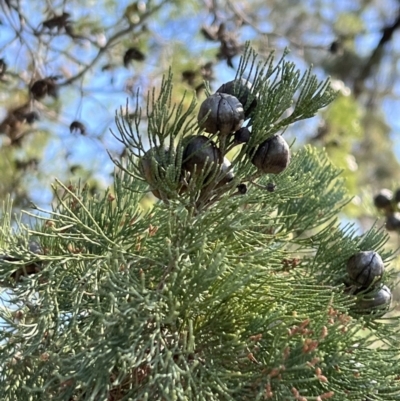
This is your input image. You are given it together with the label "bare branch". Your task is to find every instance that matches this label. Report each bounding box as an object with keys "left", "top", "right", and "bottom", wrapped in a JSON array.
[
  {"left": 354, "top": 9, "right": 400, "bottom": 97},
  {"left": 61, "top": 1, "right": 168, "bottom": 87}
]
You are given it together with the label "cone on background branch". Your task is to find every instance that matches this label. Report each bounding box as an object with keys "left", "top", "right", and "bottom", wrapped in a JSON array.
[
  {"left": 0, "top": 44, "right": 399, "bottom": 401},
  {"left": 373, "top": 186, "right": 400, "bottom": 233}
]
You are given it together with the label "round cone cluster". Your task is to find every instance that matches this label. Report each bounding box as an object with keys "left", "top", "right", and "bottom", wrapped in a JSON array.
[
  {"left": 138, "top": 78, "right": 291, "bottom": 202},
  {"left": 346, "top": 250, "right": 391, "bottom": 315},
  {"left": 373, "top": 188, "right": 400, "bottom": 232},
  {"left": 197, "top": 79, "right": 291, "bottom": 174}
]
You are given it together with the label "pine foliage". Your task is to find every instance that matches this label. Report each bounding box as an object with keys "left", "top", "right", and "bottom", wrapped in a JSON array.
[{"left": 0, "top": 45, "right": 399, "bottom": 401}]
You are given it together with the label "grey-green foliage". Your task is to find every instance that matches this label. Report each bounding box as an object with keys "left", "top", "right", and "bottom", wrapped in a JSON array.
[{"left": 0, "top": 46, "right": 399, "bottom": 401}]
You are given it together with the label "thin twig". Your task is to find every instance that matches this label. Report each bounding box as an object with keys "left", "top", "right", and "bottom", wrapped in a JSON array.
[{"left": 61, "top": 1, "right": 168, "bottom": 87}]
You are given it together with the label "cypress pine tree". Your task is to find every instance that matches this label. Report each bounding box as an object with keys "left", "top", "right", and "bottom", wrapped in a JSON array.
[{"left": 0, "top": 45, "right": 399, "bottom": 400}]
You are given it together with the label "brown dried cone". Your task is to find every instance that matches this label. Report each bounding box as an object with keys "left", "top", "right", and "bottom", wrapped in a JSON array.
[
  {"left": 346, "top": 251, "right": 384, "bottom": 288},
  {"left": 385, "top": 213, "right": 400, "bottom": 231},
  {"left": 70, "top": 121, "right": 86, "bottom": 135},
  {"left": 353, "top": 285, "right": 392, "bottom": 316},
  {"left": 139, "top": 147, "right": 178, "bottom": 199},
  {"left": 216, "top": 78, "right": 257, "bottom": 118},
  {"left": 198, "top": 93, "right": 244, "bottom": 136},
  {"left": 373, "top": 189, "right": 393, "bottom": 214},
  {"left": 251, "top": 134, "right": 290, "bottom": 174},
  {"left": 30, "top": 77, "right": 59, "bottom": 99},
  {"left": 182, "top": 135, "right": 234, "bottom": 188}
]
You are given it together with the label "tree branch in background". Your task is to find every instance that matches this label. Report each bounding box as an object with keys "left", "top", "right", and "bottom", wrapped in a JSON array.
[
  {"left": 61, "top": 1, "right": 168, "bottom": 87},
  {"left": 354, "top": 9, "right": 400, "bottom": 97}
]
